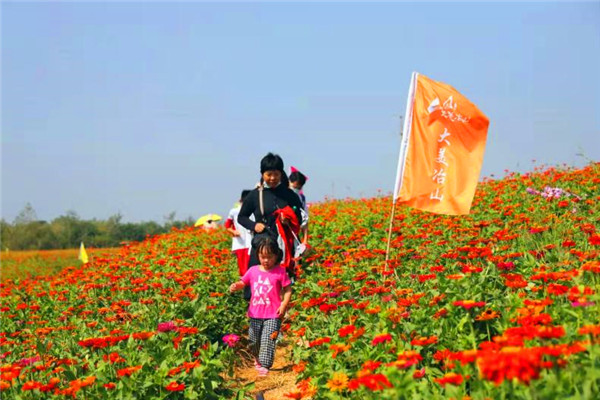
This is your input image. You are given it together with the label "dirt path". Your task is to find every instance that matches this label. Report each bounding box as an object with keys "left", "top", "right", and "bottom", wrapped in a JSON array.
[{"left": 231, "top": 342, "right": 297, "bottom": 399}]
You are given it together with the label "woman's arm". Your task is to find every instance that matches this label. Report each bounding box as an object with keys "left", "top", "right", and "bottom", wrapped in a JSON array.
[{"left": 238, "top": 191, "right": 258, "bottom": 232}]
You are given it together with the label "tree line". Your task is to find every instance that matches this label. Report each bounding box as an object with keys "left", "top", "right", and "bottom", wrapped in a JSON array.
[{"left": 0, "top": 203, "right": 196, "bottom": 250}]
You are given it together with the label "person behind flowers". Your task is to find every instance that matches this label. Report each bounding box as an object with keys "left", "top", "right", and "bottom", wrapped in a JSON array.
[
  {"left": 225, "top": 189, "right": 253, "bottom": 300},
  {"left": 225, "top": 189, "right": 253, "bottom": 277},
  {"left": 229, "top": 237, "right": 292, "bottom": 377},
  {"left": 289, "top": 168, "right": 309, "bottom": 245}
]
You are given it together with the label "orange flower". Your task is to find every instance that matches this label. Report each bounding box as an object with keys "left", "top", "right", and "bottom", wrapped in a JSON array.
[
  {"left": 579, "top": 324, "right": 600, "bottom": 336},
  {"left": 79, "top": 375, "right": 96, "bottom": 388},
  {"left": 476, "top": 309, "right": 500, "bottom": 321},
  {"left": 117, "top": 365, "right": 142, "bottom": 378},
  {"left": 411, "top": 335, "right": 438, "bottom": 346},
  {"left": 296, "top": 378, "right": 318, "bottom": 397},
  {"left": 292, "top": 361, "right": 307, "bottom": 374},
  {"left": 326, "top": 372, "right": 349, "bottom": 392},
  {"left": 132, "top": 331, "right": 155, "bottom": 340},
  {"left": 182, "top": 360, "right": 200, "bottom": 373},
  {"left": 348, "top": 327, "right": 366, "bottom": 343},
  {"left": 330, "top": 343, "right": 351, "bottom": 358}
]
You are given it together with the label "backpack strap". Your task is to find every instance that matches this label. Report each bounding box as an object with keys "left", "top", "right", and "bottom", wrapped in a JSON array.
[{"left": 258, "top": 186, "right": 265, "bottom": 221}]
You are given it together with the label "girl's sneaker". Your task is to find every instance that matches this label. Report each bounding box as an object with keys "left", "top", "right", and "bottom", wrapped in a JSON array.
[
  {"left": 257, "top": 366, "right": 269, "bottom": 377},
  {"left": 253, "top": 358, "right": 262, "bottom": 370}
]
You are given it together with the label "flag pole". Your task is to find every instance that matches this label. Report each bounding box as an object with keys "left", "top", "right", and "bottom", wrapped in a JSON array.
[
  {"left": 385, "top": 72, "right": 418, "bottom": 273},
  {"left": 384, "top": 198, "right": 398, "bottom": 268}
]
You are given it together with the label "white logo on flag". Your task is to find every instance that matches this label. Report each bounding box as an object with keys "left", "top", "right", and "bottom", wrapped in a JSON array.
[{"left": 428, "top": 98, "right": 440, "bottom": 114}]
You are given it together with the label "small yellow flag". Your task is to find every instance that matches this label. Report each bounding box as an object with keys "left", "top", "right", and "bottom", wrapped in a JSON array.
[{"left": 79, "top": 242, "right": 89, "bottom": 264}]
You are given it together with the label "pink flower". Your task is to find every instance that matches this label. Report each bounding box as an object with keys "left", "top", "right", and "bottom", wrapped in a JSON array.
[
  {"left": 18, "top": 356, "right": 41, "bottom": 366},
  {"left": 158, "top": 321, "right": 177, "bottom": 332},
  {"left": 222, "top": 334, "right": 240, "bottom": 348},
  {"left": 571, "top": 301, "right": 595, "bottom": 307}
]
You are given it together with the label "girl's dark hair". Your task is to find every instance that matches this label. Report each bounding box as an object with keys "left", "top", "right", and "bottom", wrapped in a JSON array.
[
  {"left": 256, "top": 237, "right": 283, "bottom": 263},
  {"left": 289, "top": 171, "right": 307, "bottom": 186},
  {"left": 260, "top": 153, "right": 284, "bottom": 174}
]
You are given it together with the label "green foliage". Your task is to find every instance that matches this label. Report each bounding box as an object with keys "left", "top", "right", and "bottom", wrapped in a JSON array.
[{"left": 1, "top": 206, "right": 196, "bottom": 250}]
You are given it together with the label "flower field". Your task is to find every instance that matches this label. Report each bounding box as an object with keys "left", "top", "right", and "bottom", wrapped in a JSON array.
[
  {"left": 1, "top": 163, "right": 599, "bottom": 399},
  {"left": 1, "top": 248, "right": 121, "bottom": 282}
]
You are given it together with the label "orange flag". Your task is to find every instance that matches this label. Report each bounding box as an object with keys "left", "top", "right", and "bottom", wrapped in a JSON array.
[{"left": 394, "top": 72, "right": 490, "bottom": 215}]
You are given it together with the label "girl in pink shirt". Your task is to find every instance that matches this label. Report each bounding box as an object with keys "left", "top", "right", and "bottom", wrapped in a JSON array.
[{"left": 229, "top": 237, "right": 292, "bottom": 376}]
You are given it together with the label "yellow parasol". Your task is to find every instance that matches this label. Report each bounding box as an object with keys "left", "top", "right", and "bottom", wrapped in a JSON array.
[{"left": 194, "top": 214, "right": 222, "bottom": 227}]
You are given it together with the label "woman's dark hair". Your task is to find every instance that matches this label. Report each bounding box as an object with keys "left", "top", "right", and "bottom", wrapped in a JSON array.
[
  {"left": 260, "top": 153, "right": 284, "bottom": 174},
  {"left": 256, "top": 237, "right": 283, "bottom": 263},
  {"left": 289, "top": 171, "right": 307, "bottom": 187},
  {"left": 259, "top": 152, "right": 289, "bottom": 187}
]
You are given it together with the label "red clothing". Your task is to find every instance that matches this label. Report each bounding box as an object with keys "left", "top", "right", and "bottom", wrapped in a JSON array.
[
  {"left": 234, "top": 249, "right": 249, "bottom": 277},
  {"left": 273, "top": 206, "right": 300, "bottom": 270}
]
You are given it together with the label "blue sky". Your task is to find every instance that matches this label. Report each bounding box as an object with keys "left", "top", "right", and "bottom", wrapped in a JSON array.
[{"left": 2, "top": 1, "right": 599, "bottom": 223}]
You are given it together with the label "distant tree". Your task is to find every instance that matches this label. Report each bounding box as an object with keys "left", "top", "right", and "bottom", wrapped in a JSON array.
[
  {"left": 164, "top": 211, "right": 177, "bottom": 226},
  {"left": 0, "top": 219, "right": 12, "bottom": 250},
  {"left": 1, "top": 208, "right": 199, "bottom": 250},
  {"left": 51, "top": 210, "right": 82, "bottom": 248},
  {"left": 14, "top": 203, "right": 37, "bottom": 225}
]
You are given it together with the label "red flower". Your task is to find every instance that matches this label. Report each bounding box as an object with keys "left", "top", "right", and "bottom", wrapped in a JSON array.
[
  {"left": 588, "top": 234, "right": 600, "bottom": 246},
  {"left": 434, "top": 372, "right": 464, "bottom": 386},
  {"left": 22, "top": 381, "right": 42, "bottom": 391},
  {"left": 361, "top": 360, "right": 382, "bottom": 371},
  {"left": 476, "top": 347, "right": 543, "bottom": 385},
  {"left": 165, "top": 381, "right": 185, "bottom": 391},
  {"left": 308, "top": 337, "right": 331, "bottom": 348},
  {"left": 387, "top": 350, "right": 423, "bottom": 369},
  {"left": 371, "top": 333, "right": 392, "bottom": 346},
  {"left": 348, "top": 373, "right": 392, "bottom": 391},
  {"left": 338, "top": 324, "right": 356, "bottom": 337},
  {"left": 413, "top": 368, "right": 426, "bottom": 379},
  {"left": 103, "top": 352, "right": 125, "bottom": 364}
]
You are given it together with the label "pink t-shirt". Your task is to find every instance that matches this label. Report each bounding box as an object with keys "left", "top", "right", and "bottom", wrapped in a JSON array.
[{"left": 241, "top": 265, "right": 291, "bottom": 319}]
